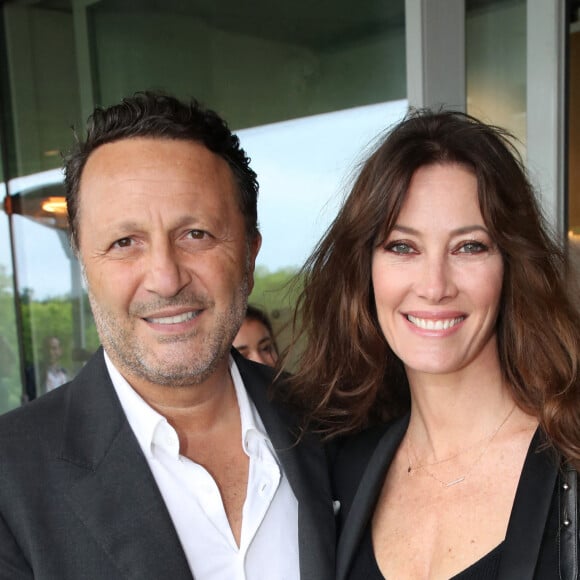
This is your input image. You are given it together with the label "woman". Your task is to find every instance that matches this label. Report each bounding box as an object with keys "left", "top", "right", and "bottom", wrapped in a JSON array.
[
  {"left": 288, "top": 110, "right": 580, "bottom": 578},
  {"left": 234, "top": 304, "right": 279, "bottom": 367}
]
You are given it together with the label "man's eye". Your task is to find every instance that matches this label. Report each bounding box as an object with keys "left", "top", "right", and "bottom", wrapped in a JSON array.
[
  {"left": 112, "top": 238, "right": 132, "bottom": 248},
  {"left": 188, "top": 230, "right": 206, "bottom": 239}
]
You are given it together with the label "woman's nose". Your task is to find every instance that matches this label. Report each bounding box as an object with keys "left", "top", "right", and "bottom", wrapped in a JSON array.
[{"left": 415, "top": 256, "right": 458, "bottom": 302}]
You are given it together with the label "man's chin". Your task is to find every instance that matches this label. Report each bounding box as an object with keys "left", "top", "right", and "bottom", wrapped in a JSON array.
[{"left": 134, "top": 349, "right": 229, "bottom": 387}]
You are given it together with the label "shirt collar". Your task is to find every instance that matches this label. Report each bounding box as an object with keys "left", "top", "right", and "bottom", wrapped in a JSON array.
[{"left": 104, "top": 350, "right": 273, "bottom": 461}]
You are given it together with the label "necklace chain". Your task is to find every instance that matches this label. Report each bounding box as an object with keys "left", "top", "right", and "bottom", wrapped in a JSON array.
[{"left": 406, "top": 404, "right": 517, "bottom": 488}]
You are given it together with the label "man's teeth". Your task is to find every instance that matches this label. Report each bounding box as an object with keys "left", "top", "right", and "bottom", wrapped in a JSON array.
[
  {"left": 147, "top": 311, "right": 198, "bottom": 324},
  {"left": 407, "top": 315, "right": 464, "bottom": 330}
]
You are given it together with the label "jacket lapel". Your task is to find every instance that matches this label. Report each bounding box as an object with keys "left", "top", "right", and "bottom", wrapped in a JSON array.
[
  {"left": 336, "top": 420, "right": 558, "bottom": 580},
  {"left": 497, "top": 428, "right": 559, "bottom": 579},
  {"left": 336, "top": 415, "right": 409, "bottom": 580},
  {"left": 59, "top": 349, "right": 193, "bottom": 580},
  {"left": 235, "top": 352, "right": 336, "bottom": 580}
]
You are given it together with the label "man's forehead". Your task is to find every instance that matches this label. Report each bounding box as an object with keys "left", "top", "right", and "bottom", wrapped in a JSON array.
[
  {"left": 82, "top": 137, "right": 226, "bottom": 172},
  {"left": 78, "top": 139, "right": 238, "bottom": 201}
]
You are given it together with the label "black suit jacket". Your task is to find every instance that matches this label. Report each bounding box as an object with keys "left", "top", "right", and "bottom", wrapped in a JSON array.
[
  {"left": 333, "top": 415, "right": 573, "bottom": 580},
  {"left": 0, "top": 348, "right": 335, "bottom": 580}
]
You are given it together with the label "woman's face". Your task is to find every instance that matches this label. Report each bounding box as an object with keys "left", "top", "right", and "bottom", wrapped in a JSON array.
[
  {"left": 233, "top": 318, "right": 278, "bottom": 367},
  {"left": 371, "top": 163, "right": 504, "bottom": 378}
]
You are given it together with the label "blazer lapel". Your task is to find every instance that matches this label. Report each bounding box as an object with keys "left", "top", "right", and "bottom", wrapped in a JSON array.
[
  {"left": 336, "top": 415, "right": 409, "bottom": 580},
  {"left": 59, "top": 349, "right": 193, "bottom": 580},
  {"left": 335, "top": 419, "right": 558, "bottom": 580},
  {"left": 235, "top": 352, "right": 336, "bottom": 580},
  {"left": 497, "top": 428, "right": 559, "bottom": 579}
]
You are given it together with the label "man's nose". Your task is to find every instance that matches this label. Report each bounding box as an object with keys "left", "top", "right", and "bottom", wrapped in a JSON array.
[{"left": 143, "top": 243, "right": 191, "bottom": 298}]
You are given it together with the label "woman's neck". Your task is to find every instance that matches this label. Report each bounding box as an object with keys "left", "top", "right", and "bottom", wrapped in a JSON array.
[{"left": 405, "top": 359, "right": 516, "bottom": 461}]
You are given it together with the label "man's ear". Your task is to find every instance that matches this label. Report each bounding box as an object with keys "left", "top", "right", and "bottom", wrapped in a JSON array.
[{"left": 247, "top": 232, "right": 262, "bottom": 293}]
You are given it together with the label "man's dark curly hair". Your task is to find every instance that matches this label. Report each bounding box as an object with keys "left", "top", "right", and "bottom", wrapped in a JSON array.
[{"left": 63, "top": 91, "right": 259, "bottom": 252}]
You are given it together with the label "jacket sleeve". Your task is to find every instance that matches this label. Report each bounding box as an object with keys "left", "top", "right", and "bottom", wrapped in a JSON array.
[{"left": 0, "top": 511, "right": 33, "bottom": 579}]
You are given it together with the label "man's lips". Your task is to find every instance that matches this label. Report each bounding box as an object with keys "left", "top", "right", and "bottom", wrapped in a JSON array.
[
  {"left": 405, "top": 314, "right": 466, "bottom": 330},
  {"left": 143, "top": 310, "right": 201, "bottom": 325}
]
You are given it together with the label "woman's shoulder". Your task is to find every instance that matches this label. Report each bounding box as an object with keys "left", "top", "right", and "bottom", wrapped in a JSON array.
[
  {"left": 333, "top": 415, "right": 408, "bottom": 469},
  {"left": 330, "top": 416, "right": 408, "bottom": 518}
]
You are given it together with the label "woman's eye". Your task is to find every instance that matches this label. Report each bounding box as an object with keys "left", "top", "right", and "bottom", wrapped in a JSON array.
[
  {"left": 457, "top": 241, "right": 489, "bottom": 254},
  {"left": 385, "top": 241, "right": 415, "bottom": 254}
]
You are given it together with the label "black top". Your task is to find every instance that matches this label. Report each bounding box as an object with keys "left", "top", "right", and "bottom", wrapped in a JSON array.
[
  {"left": 348, "top": 524, "right": 503, "bottom": 579},
  {"left": 333, "top": 418, "right": 566, "bottom": 580}
]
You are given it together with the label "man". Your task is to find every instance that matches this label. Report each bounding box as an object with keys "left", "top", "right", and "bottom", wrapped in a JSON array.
[{"left": 0, "top": 92, "right": 335, "bottom": 579}]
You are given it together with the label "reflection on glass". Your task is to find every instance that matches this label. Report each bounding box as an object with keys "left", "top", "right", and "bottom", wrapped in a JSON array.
[
  {"left": 240, "top": 101, "right": 408, "bottom": 273},
  {"left": 466, "top": 0, "right": 527, "bottom": 150},
  {"left": 0, "top": 264, "right": 20, "bottom": 411},
  {"left": 15, "top": 223, "right": 98, "bottom": 399},
  {"left": 10, "top": 174, "right": 99, "bottom": 400},
  {"left": 0, "top": 194, "right": 22, "bottom": 411},
  {"left": 1, "top": 0, "right": 407, "bottom": 406},
  {"left": 568, "top": 23, "right": 580, "bottom": 309},
  {"left": 240, "top": 101, "right": 408, "bottom": 352}
]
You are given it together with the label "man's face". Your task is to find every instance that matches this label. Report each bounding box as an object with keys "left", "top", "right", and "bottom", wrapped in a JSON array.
[{"left": 77, "top": 137, "right": 260, "bottom": 390}]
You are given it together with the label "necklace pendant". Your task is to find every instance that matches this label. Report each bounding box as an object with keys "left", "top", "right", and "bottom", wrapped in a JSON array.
[{"left": 444, "top": 476, "right": 466, "bottom": 488}]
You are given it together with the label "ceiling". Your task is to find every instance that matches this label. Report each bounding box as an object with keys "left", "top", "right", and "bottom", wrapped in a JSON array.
[
  {"left": 16, "top": 0, "right": 406, "bottom": 50},
  {"left": 11, "top": 0, "right": 539, "bottom": 51}
]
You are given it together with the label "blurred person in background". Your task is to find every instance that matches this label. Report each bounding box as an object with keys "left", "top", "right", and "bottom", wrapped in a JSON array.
[
  {"left": 234, "top": 305, "right": 279, "bottom": 367},
  {"left": 43, "top": 335, "right": 70, "bottom": 393}
]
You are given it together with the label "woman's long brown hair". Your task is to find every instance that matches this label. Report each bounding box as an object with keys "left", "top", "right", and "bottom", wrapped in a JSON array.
[{"left": 285, "top": 109, "right": 580, "bottom": 468}]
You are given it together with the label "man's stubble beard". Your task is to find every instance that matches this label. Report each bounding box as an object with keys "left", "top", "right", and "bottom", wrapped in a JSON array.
[{"left": 87, "top": 273, "right": 250, "bottom": 388}]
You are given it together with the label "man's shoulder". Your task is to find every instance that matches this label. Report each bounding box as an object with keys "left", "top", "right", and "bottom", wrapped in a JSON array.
[
  {"left": 0, "top": 350, "right": 105, "bottom": 446},
  {"left": 0, "top": 382, "right": 69, "bottom": 427},
  {"left": 0, "top": 382, "right": 73, "bottom": 467}
]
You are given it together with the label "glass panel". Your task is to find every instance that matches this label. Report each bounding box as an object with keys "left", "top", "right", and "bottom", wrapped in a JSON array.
[
  {"left": 3, "top": 2, "right": 82, "bottom": 176},
  {"left": 87, "top": 0, "right": 406, "bottom": 127},
  {"left": 569, "top": 19, "right": 580, "bottom": 308},
  {"left": 238, "top": 100, "right": 407, "bottom": 340},
  {"left": 466, "top": 0, "right": 527, "bottom": 151},
  {"left": 0, "top": 187, "right": 23, "bottom": 411},
  {"left": 1, "top": 0, "right": 408, "bottom": 388},
  {"left": 9, "top": 171, "right": 99, "bottom": 399},
  {"left": 1, "top": 0, "right": 93, "bottom": 402},
  {"left": 84, "top": 0, "right": 408, "bottom": 349}
]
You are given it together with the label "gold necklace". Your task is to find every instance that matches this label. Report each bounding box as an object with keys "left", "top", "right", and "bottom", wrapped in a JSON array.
[{"left": 406, "top": 404, "right": 517, "bottom": 488}]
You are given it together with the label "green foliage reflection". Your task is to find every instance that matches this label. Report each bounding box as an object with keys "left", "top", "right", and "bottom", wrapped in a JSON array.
[{"left": 0, "top": 264, "right": 20, "bottom": 411}]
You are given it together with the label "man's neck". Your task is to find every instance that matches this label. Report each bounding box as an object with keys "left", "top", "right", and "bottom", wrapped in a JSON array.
[{"left": 107, "top": 350, "right": 249, "bottom": 544}]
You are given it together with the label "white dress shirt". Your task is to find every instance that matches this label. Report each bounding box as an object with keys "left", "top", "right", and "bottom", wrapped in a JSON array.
[{"left": 104, "top": 352, "right": 299, "bottom": 580}]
